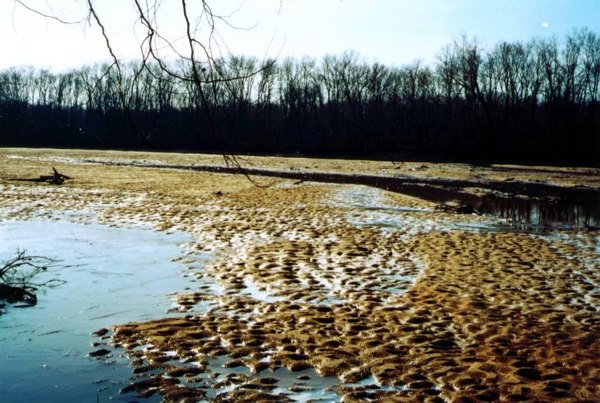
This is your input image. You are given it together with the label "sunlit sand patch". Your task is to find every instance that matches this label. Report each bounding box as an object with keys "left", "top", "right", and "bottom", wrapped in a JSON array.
[
  {"left": 405, "top": 231, "right": 600, "bottom": 401},
  {"left": 125, "top": 192, "right": 598, "bottom": 401},
  {"left": 109, "top": 294, "right": 465, "bottom": 400}
]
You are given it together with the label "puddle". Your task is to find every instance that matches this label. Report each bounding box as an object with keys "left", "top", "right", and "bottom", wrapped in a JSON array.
[
  {"left": 478, "top": 196, "right": 600, "bottom": 230},
  {"left": 0, "top": 219, "right": 196, "bottom": 402},
  {"left": 331, "top": 185, "right": 513, "bottom": 237},
  {"left": 242, "top": 277, "right": 285, "bottom": 303},
  {"left": 327, "top": 180, "right": 599, "bottom": 231},
  {"left": 386, "top": 182, "right": 599, "bottom": 231},
  {"left": 332, "top": 184, "right": 600, "bottom": 234}
]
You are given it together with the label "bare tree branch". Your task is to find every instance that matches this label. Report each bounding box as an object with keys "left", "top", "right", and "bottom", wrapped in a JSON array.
[
  {"left": 15, "top": 0, "right": 85, "bottom": 24},
  {"left": 11, "top": 0, "right": 279, "bottom": 186}
]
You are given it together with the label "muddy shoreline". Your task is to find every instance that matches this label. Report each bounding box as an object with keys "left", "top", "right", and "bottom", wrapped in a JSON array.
[
  {"left": 9, "top": 152, "right": 600, "bottom": 228},
  {"left": 1, "top": 148, "right": 599, "bottom": 401}
]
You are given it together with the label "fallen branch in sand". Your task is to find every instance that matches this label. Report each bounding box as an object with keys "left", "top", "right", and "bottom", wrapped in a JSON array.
[
  {"left": 37, "top": 167, "right": 72, "bottom": 184},
  {"left": 14, "top": 167, "right": 73, "bottom": 185}
]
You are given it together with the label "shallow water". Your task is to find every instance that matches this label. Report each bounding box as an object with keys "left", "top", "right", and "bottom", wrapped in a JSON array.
[
  {"left": 336, "top": 180, "right": 600, "bottom": 231},
  {"left": 479, "top": 195, "right": 600, "bottom": 230},
  {"left": 195, "top": 356, "right": 341, "bottom": 401},
  {"left": 331, "top": 184, "right": 600, "bottom": 234},
  {"left": 0, "top": 219, "right": 194, "bottom": 402},
  {"left": 332, "top": 185, "right": 514, "bottom": 237}
]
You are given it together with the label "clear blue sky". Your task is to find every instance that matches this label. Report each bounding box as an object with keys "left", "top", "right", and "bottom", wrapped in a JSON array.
[{"left": 0, "top": 0, "right": 598, "bottom": 71}]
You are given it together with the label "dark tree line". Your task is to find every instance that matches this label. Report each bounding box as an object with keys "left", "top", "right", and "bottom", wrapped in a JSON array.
[{"left": 1, "top": 30, "right": 599, "bottom": 164}]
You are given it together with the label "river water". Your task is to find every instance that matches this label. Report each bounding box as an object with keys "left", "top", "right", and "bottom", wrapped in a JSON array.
[{"left": 0, "top": 219, "right": 193, "bottom": 402}]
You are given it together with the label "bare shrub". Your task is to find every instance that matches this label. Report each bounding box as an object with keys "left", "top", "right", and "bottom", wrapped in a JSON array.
[{"left": 0, "top": 250, "right": 62, "bottom": 307}]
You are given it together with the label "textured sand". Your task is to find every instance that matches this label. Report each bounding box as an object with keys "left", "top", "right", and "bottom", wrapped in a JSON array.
[{"left": 1, "top": 148, "right": 598, "bottom": 402}]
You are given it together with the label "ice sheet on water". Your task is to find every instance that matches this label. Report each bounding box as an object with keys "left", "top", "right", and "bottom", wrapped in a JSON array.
[{"left": 0, "top": 218, "right": 196, "bottom": 402}]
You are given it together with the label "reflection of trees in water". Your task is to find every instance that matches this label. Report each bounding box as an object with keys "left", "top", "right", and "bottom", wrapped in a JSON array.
[
  {"left": 379, "top": 181, "right": 598, "bottom": 229},
  {"left": 481, "top": 198, "right": 597, "bottom": 229},
  {"left": 384, "top": 180, "right": 598, "bottom": 229}
]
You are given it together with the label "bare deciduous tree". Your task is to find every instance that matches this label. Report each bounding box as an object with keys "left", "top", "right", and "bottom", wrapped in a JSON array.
[
  {"left": 3, "top": 5, "right": 599, "bottom": 163},
  {"left": 12, "top": 0, "right": 278, "bottom": 182}
]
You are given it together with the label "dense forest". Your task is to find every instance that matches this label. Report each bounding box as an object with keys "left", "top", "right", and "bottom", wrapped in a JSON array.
[{"left": 1, "top": 30, "right": 599, "bottom": 164}]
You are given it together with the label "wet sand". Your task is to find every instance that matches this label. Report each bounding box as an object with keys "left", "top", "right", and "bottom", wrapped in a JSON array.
[{"left": 1, "top": 148, "right": 599, "bottom": 401}]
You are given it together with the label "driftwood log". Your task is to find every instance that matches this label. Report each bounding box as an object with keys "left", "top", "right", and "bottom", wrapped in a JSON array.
[
  {"left": 16, "top": 167, "right": 73, "bottom": 185},
  {"left": 39, "top": 167, "right": 72, "bottom": 184}
]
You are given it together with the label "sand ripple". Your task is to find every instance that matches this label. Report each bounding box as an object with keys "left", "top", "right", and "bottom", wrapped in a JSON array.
[{"left": 1, "top": 154, "right": 598, "bottom": 401}]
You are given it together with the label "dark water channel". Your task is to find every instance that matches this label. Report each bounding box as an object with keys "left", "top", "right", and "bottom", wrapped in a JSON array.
[
  {"left": 477, "top": 196, "right": 599, "bottom": 230},
  {"left": 384, "top": 183, "right": 600, "bottom": 231},
  {"left": 0, "top": 219, "right": 195, "bottom": 402}
]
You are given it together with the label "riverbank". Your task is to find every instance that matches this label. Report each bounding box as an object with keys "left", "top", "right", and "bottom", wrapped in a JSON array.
[{"left": 1, "top": 148, "right": 598, "bottom": 401}]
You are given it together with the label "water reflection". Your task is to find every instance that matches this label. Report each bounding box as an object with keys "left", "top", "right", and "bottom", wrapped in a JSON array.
[
  {"left": 478, "top": 196, "right": 599, "bottom": 230},
  {"left": 379, "top": 182, "right": 599, "bottom": 231}
]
